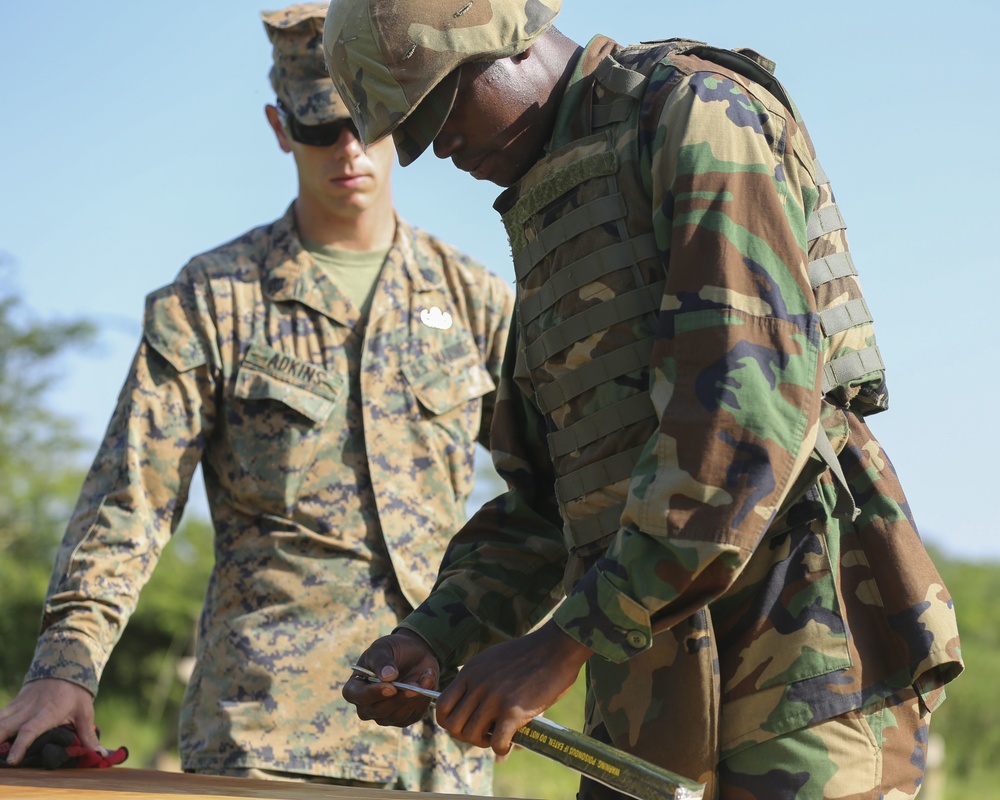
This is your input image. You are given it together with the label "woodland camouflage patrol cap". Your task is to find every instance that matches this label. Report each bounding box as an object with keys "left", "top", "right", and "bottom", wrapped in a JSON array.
[
  {"left": 262, "top": 2, "right": 351, "bottom": 125},
  {"left": 323, "top": 0, "right": 561, "bottom": 165}
]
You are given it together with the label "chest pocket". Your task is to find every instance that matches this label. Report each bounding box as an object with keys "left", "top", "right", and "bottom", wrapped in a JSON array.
[
  {"left": 228, "top": 342, "right": 344, "bottom": 517},
  {"left": 401, "top": 346, "right": 495, "bottom": 445}
]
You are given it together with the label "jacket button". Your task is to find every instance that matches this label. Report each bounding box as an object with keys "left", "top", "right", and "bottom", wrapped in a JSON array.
[{"left": 626, "top": 630, "right": 647, "bottom": 649}]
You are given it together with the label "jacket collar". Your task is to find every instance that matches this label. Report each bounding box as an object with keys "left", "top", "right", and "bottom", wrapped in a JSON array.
[
  {"left": 261, "top": 204, "right": 443, "bottom": 324},
  {"left": 551, "top": 35, "right": 619, "bottom": 151}
]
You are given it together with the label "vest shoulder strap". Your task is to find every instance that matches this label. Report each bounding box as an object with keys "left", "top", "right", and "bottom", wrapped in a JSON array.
[{"left": 677, "top": 44, "right": 795, "bottom": 116}]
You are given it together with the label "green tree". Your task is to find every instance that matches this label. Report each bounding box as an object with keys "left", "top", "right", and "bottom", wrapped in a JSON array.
[{"left": 0, "top": 259, "right": 98, "bottom": 694}]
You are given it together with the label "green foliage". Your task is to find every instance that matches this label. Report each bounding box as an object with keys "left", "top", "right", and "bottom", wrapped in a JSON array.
[
  {"left": 922, "top": 548, "right": 1000, "bottom": 799},
  {"left": 494, "top": 674, "right": 585, "bottom": 799},
  {"left": 0, "top": 555, "right": 56, "bottom": 699},
  {"left": 89, "top": 694, "right": 174, "bottom": 767},
  {"left": 0, "top": 265, "right": 98, "bottom": 695},
  {"left": 0, "top": 265, "right": 97, "bottom": 565}
]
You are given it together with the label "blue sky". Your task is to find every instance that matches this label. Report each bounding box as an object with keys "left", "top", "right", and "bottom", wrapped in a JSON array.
[{"left": 2, "top": 1, "right": 997, "bottom": 559}]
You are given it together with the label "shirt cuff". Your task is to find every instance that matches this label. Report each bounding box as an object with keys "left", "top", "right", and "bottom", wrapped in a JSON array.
[
  {"left": 25, "top": 632, "right": 105, "bottom": 696},
  {"left": 399, "top": 589, "right": 489, "bottom": 671},
  {"left": 552, "top": 567, "right": 653, "bottom": 664}
]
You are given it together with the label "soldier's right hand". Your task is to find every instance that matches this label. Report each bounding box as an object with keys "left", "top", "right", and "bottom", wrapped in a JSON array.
[
  {"left": 343, "top": 630, "right": 439, "bottom": 728},
  {"left": 0, "top": 679, "right": 102, "bottom": 766}
]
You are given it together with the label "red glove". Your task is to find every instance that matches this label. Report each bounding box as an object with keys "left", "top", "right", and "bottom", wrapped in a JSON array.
[{"left": 1, "top": 724, "right": 128, "bottom": 769}]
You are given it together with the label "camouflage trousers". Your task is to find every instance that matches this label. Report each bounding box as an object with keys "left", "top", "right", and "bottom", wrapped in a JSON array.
[
  {"left": 191, "top": 717, "right": 494, "bottom": 795},
  {"left": 580, "top": 687, "right": 930, "bottom": 800},
  {"left": 717, "top": 687, "right": 931, "bottom": 799}
]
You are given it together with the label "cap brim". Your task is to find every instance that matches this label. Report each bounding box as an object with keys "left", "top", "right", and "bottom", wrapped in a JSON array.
[
  {"left": 391, "top": 68, "right": 461, "bottom": 167},
  {"left": 282, "top": 78, "right": 352, "bottom": 125}
]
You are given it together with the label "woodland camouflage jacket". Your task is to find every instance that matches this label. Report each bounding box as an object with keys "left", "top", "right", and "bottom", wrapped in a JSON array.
[{"left": 401, "top": 36, "right": 962, "bottom": 778}]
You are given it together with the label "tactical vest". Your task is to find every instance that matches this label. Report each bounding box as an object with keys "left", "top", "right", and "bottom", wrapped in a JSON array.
[{"left": 494, "top": 39, "right": 887, "bottom": 559}]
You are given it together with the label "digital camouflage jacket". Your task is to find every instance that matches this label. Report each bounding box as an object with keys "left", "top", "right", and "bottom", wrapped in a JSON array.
[
  {"left": 26, "top": 206, "right": 513, "bottom": 789},
  {"left": 401, "top": 36, "right": 963, "bottom": 788}
]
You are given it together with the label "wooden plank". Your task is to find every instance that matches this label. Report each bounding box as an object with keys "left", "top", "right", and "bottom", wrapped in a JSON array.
[{"left": 0, "top": 768, "right": 517, "bottom": 800}]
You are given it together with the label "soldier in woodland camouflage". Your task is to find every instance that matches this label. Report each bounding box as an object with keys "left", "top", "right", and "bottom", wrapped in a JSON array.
[
  {"left": 0, "top": 3, "right": 512, "bottom": 792},
  {"left": 330, "top": 1, "right": 963, "bottom": 798}
]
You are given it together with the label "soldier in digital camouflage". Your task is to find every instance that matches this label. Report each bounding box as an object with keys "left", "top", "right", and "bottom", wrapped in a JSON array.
[
  {"left": 330, "top": 1, "right": 963, "bottom": 797},
  {"left": 0, "top": 2, "right": 513, "bottom": 793}
]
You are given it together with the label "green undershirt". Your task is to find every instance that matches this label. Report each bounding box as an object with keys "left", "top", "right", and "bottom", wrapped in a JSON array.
[{"left": 302, "top": 238, "right": 390, "bottom": 321}]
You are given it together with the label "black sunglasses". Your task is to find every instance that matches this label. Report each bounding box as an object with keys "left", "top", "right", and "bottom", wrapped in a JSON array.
[{"left": 276, "top": 100, "right": 360, "bottom": 147}]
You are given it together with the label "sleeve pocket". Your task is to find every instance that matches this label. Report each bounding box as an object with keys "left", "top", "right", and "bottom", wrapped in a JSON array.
[{"left": 143, "top": 284, "right": 208, "bottom": 373}]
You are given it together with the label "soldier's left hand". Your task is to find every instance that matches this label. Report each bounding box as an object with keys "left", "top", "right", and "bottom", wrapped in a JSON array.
[
  {"left": 344, "top": 629, "right": 439, "bottom": 727},
  {"left": 435, "top": 620, "right": 592, "bottom": 755}
]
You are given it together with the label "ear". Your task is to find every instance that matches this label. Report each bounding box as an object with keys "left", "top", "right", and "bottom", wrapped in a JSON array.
[
  {"left": 264, "top": 104, "right": 293, "bottom": 153},
  {"left": 511, "top": 45, "right": 532, "bottom": 64}
]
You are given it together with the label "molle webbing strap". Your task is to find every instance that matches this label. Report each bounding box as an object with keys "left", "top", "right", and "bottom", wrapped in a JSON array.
[
  {"left": 503, "top": 150, "right": 618, "bottom": 257},
  {"left": 806, "top": 159, "right": 845, "bottom": 242},
  {"left": 680, "top": 44, "right": 793, "bottom": 112},
  {"left": 806, "top": 159, "right": 885, "bottom": 395},
  {"left": 520, "top": 235, "right": 660, "bottom": 325},
  {"left": 807, "top": 205, "right": 847, "bottom": 240},
  {"left": 514, "top": 194, "right": 629, "bottom": 280},
  {"left": 593, "top": 98, "right": 638, "bottom": 129},
  {"left": 812, "top": 421, "right": 860, "bottom": 521},
  {"left": 808, "top": 251, "right": 857, "bottom": 287},
  {"left": 565, "top": 502, "right": 628, "bottom": 548},
  {"left": 819, "top": 298, "right": 872, "bottom": 337},
  {"left": 593, "top": 57, "right": 649, "bottom": 99},
  {"left": 547, "top": 392, "right": 656, "bottom": 458},
  {"left": 824, "top": 347, "right": 885, "bottom": 395},
  {"left": 525, "top": 282, "right": 665, "bottom": 370},
  {"left": 555, "top": 445, "right": 647, "bottom": 503},
  {"left": 536, "top": 339, "right": 653, "bottom": 413},
  {"left": 591, "top": 55, "right": 648, "bottom": 129}
]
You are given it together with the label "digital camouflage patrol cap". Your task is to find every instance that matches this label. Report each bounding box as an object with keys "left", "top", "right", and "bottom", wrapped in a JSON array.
[
  {"left": 262, "top": 2, "right": 351, "bottom": 124},
  {"left": 323, "top": 0, "right": 561, "bottom": 165}
]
